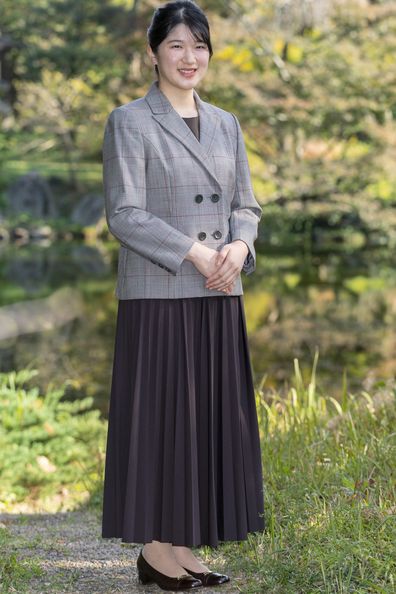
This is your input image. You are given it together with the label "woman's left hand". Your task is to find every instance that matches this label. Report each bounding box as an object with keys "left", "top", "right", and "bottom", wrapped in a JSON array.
[{"left": 205, "top": 240, "right": 249, "bottom": 292}]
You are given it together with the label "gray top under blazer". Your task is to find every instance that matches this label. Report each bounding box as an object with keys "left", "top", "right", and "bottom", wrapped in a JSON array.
[{"left": 102, "top": 79, "right": 263, "bottom": 299}]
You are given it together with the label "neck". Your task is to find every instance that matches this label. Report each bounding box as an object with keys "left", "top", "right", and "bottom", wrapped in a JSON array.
[{"left": 157, "top": 79, "right": 198, "bottom": 116}]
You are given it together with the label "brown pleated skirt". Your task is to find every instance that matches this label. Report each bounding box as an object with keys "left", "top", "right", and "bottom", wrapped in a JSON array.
[{"left": 101, "top": 295, "right": 265, "bottom": 548}]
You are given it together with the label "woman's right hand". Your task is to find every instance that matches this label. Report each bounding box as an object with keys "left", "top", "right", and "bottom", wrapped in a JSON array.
[{"left": 185, "top": 242, "right": 235, "bottom": 294}]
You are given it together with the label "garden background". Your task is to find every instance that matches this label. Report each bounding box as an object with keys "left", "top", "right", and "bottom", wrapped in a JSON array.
[{"left": 0, "top": 1, "right": 395, "bottom": 592}]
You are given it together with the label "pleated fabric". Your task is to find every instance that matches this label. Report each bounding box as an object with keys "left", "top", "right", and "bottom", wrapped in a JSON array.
[{"left": 101, "top": 295, "right": 265, "bottom": 548}]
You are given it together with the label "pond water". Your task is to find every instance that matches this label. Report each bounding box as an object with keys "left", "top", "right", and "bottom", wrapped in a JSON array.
[{"left": 0, "top": 240, "right": 395, "bottom": 416}]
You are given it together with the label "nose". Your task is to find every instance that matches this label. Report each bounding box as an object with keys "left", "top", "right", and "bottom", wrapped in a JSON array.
[{"left": 182, "top": 47, "right": 196, "bottom": 64}]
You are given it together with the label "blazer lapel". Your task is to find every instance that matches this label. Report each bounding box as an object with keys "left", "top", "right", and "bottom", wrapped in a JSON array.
[{"left": 144, "top": 80, "right": 222, "bottom": 188}]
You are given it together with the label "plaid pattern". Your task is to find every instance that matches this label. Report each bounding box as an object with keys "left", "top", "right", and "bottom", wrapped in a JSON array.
[{"left": 103, "top": 80, "right": 262, "bottom": 299}]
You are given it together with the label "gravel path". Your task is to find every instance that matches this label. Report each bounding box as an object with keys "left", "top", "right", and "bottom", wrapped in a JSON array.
[{"left": 1, "top": 509, "right": 242, "bottom": 593}]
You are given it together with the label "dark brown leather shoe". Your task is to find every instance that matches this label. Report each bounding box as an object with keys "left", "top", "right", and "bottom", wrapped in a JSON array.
[
  {"left": 137, "top": 549, "right": 203, "bottom": 590},
  {"left": 182, "top": 566, "right": 230, "bottom": 586}
]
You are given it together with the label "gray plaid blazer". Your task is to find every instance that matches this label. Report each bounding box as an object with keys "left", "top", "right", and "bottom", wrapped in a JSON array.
[{"left": 102, "top": 79, "right": 262, "bottom": 299}]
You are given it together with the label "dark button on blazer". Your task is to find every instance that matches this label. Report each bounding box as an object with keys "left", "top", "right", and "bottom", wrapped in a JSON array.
[{"left": 102, "top": 80, "right": 262, "bottom": 299}]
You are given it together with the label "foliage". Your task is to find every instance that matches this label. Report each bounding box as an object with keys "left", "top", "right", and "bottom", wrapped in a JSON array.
[
  {"left": 0, "top": 368, "right": 107, "bottom": 512},
  {"left": 205, "top": 352, "right": 396, "bottom": 593},
  {"left": 1, "top": 1, "right": 396, "bottom": 246},
  {"left": 0, "top": 357, "right": 395, "bottom": 591}
]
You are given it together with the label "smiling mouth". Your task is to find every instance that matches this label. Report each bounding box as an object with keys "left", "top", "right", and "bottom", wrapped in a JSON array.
[{"left": 179, "top": 68, "right": 197, "bottom": 72}]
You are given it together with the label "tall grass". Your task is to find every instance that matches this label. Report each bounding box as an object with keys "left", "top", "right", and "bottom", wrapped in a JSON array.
[
  {"left": 0, "top": 360, "right": 394, "bottom": 592},
  {"left": 204, "top": 351, "right": 396, "bottom": 593}
]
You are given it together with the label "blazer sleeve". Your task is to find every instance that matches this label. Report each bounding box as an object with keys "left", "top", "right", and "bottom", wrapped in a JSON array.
[
  {"left": 229, "top": 112, "right": 263, "bottom": 275},
  {"left": 102, "top": 107, "right": 195, "bottom": 276}
]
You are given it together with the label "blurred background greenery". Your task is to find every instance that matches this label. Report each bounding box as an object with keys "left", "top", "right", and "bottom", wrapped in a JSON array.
[
  {"left": 1, "top": 4, "right": 395, "bottom": 592},
  {"left": 1, "top": 0, "right": 395, "bottom": 405}
]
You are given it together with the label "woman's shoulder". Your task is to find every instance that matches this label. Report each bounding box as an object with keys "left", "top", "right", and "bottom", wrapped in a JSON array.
[
  {"left": 200, "top": 99, "right": 239, "bottom": 136},
  {"left": 106, "top": 97, "right": 148, "bottom": 125}
]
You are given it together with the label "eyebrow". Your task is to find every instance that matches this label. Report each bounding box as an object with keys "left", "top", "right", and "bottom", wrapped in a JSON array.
[{"left": 166, "top": 39, "right": 206, "bottom": 43}]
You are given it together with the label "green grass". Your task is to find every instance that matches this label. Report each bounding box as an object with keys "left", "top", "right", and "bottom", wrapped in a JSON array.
[
  {"left": 0, "top": 525, "right": 43, "bottom": 594},
  {"left": 0, "top": 357, "right": 395, "bottom": 592},
  {"left": 201, "top": 353, "right": 396, "bottom": 592}
]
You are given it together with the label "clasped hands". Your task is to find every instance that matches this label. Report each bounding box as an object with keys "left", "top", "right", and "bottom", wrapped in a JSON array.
[{"left": 186, "top": 240, "right": 249, "bottom": 294}]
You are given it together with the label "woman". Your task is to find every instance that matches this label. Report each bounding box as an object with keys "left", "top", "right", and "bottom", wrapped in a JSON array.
[{"left": 101, "top": 1, "right": 265, "bottom": 590}]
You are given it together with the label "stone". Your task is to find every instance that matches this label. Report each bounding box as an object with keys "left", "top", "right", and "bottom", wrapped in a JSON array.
[
  {"left": 30, "top": 225, "right": 54, "bottom": 239},
  {"left": 12, "top": 227, "right": 30, "bottom": 241},
  {"left": 71, "top": 194, "right": 105, "bottom": 227},
  {"left": 6, "top": 171, "right": 57, "bottom": 219}
]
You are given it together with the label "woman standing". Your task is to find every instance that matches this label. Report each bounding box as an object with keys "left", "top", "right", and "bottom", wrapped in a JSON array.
[{"left": 101, "top": 1, "right": 265, "bottom": 590}]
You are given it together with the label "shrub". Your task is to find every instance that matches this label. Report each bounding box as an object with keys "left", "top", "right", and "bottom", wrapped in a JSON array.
[{"left": 0, "top": 369, "right": 107, "bottom": 512}]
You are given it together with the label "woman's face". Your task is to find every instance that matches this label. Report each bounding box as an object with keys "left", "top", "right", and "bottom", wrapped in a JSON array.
[{"left": 148, "top": 23, "right": 210, "bottom": 90}]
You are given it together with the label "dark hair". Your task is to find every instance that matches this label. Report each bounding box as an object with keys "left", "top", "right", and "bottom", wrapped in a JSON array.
[{"left": 147, "top": 1, "right": 213, "bottom": 77}]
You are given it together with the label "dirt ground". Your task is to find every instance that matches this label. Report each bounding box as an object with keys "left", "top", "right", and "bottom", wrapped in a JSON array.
[{"left": 1, "top": 508, "right": 242, "bottom": 593}]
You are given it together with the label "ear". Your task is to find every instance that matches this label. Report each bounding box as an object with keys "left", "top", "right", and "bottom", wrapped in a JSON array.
[{"left": 146, "top": 44, "right": 157, "bottom": 65}]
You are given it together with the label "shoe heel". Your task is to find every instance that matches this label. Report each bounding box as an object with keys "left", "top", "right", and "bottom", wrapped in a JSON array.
[{"left": 138, "top": 567, "right": 154, "bottom": 585}]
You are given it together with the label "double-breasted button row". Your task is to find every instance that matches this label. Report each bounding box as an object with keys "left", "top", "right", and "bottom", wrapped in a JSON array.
[
  {"left": 195, "top": 192, "right": 222, "bottom": 242},
  {"left": 197, "top": 230, "right": 223, "bottom": 241},
  {"left": 194, "top": 193, "right": 220, "bottom": 203}
]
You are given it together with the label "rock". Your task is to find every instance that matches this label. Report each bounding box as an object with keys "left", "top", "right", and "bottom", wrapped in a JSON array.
[
  {"left": 71, "top": 194, "right": 105, "bottom": 227},
  {"left": 0, "top": 287, "right": 84, "bottom": 340},
  {"left": 30, "top": 225, "right": 54, "bottom": 239},
  {"left": 12, "top": 227, "right": 30, "bottom": 241},
  {"left": 6, "top": 171, "right": 57, "bottom": 219}
]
